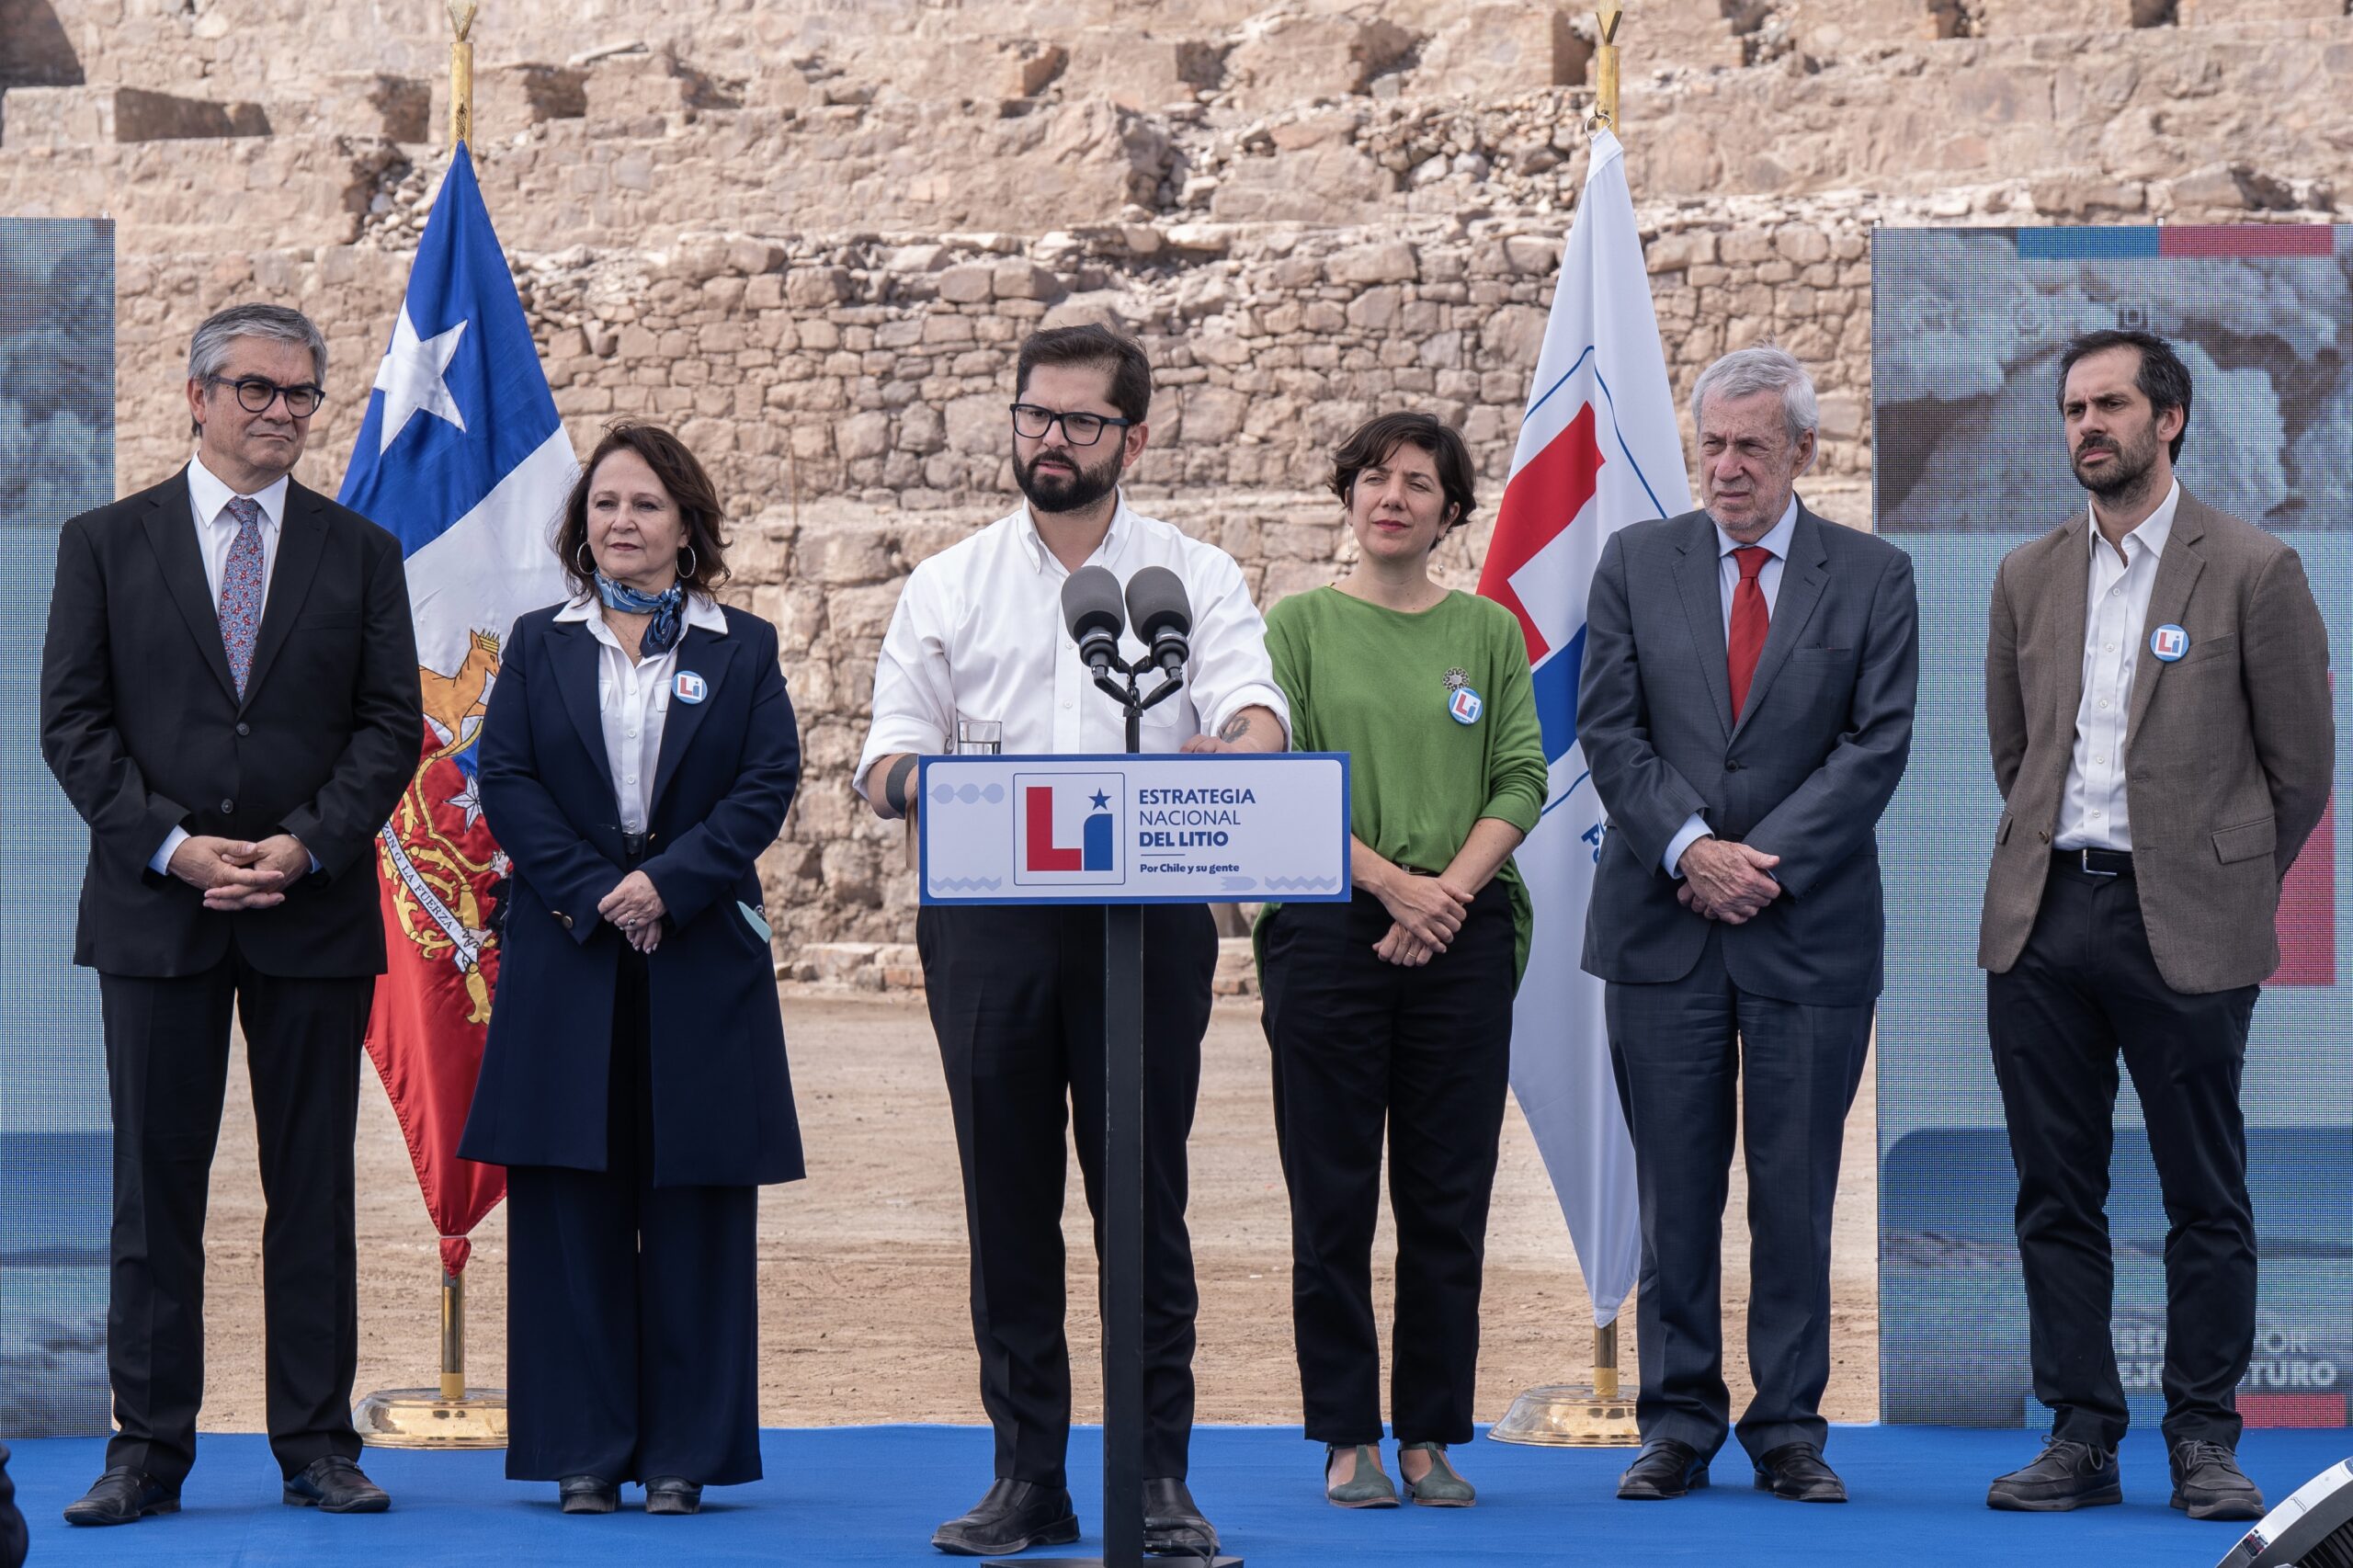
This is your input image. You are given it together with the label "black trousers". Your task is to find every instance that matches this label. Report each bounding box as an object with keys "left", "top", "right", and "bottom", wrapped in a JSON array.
[
  {"left": 505, "top": 949, "right": 760, "bottom": 1485},
  {"left": 1259, "top": 884, "right": 1516, "bottom": 1448},
  {"left": 98, "top": 957, "right": 371, "bottom": 1486},
  {"left": 1605, "top": 927, "right": 1872, "bottom": 1462},
  {"left": 917, "top": 902, "right": 1216, "bottom": 1488},
  {"left": 1987, "top": 857, "right": 2258, "bottom": 1449}
]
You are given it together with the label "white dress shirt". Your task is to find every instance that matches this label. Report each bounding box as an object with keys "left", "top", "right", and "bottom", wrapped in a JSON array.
[
  {"left": 1665, "top": 495, "right": 1800, "bottom": 877},
  {"left": 150, "top": 455, "right": 297, "bottom": 874},
  {"left": 855, "top": 491, "right": 1290, "bottom": 794},
  {"left": 557, "top": 592, "right": 731, "bottom": 835},
  {"left": 2055, "top": 481, "right": 2180, "bottom": 852}
]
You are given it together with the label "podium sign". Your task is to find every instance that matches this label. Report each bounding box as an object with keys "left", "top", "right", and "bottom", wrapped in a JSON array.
[{"left": 918, "top": 752, "right": 1350, "bottom": 905}]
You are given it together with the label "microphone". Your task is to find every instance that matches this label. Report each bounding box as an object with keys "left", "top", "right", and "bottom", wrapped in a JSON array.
[
  {"left": 1061, "top": 564, "right": 1127, "bottom": 680},
  {"left": 1124, "top": 565, "right": 1192, "bottom": 681}
]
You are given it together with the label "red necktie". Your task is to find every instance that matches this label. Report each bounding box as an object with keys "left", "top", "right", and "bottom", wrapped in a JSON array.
[{"left": 1727, "top": 545, "right": 1771, "bottom": 719}]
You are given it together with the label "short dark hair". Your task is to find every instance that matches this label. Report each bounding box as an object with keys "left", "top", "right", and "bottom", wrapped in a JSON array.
[
  {"left": 1015, "top": 324, "right": 1153, "bottom": 425},
  {"left": 1329, "top": 412, "right": 1479, "bottom": 541},
  {"left": 2058, "top": 328, "right": 2193, "bottom": 463},
  {"left": 555, "top": 422, "right": 732, "bottom": 599}
]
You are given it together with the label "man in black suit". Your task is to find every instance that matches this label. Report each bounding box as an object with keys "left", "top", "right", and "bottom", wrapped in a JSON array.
[
  {"left": 1580, "top": 347, "right": 1918, "bottom": 1506},
  {"left": 40, "top": 303, "right": 418, "bottom": 1524}
]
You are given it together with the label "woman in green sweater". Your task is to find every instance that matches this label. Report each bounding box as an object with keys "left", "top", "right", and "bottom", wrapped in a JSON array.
[{"left": 1258, "top": 412, "right": 1548, "bottom": 1510}]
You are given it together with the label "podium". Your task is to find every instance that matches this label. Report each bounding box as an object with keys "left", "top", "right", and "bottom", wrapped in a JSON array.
[{"left": 920, "top": 749, "right": 1349, "bottom": 1568}]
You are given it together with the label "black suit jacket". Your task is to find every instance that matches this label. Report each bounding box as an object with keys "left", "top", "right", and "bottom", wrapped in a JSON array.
[
  {"left": 1578, "top": 504, "right": 1920, "bottom": 1006},
  {"left": 39, "top": 469, "right": 419, "bottom": 978}
]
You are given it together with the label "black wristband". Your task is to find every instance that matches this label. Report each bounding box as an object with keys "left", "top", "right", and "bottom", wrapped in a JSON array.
[{"left": 882, "top": 754, "right": 919, "bottom": 815}]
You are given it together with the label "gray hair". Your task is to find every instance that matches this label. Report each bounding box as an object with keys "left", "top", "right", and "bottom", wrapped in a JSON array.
[
  {"left": 1690, "top": 345, "right": 1819, "bottom": 450},
  {"left": 188, "top": 302, "right": 328, "bottom": 387}
]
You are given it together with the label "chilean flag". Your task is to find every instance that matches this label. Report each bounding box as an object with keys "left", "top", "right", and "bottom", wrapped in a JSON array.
[
  {"left": 1476, "top": 130, "right": 1691, "bottom": 1329},
  {"left": 338, "top": 148, "right": 576, "bottom": 1276}
]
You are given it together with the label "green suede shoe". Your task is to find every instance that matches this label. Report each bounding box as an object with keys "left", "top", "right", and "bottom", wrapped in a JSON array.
[
  {"left": 1399, "top": 1442, "right": 1476, "bottom": 1507},
  {"left": 1324, "top": 1444, "right": 1400, "bottom": 1508}
]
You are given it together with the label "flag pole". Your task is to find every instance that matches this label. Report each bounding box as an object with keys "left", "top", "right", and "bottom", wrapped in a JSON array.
[
  {"left": 1491, "top": 3, "right": 1640, "bottom": 1449},
  {"left": 353, "top": 2, "right": 509, "bottom": 1449}
]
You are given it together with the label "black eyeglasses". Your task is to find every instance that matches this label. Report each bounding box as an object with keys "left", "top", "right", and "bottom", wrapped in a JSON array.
[
  {"left": 208, "top": 375, "right": 326, "bottom": 418},
  {"left": 1009, "top": 403, "right": 1132, "bottom": 447}
]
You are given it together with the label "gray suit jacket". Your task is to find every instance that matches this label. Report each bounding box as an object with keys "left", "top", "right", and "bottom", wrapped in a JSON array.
[
  {"left": 1979, "top": 489, "right": 2333, "bottom": 994},
  {"left": 1580, "top": 504, "right": 1919, "bottom": 1006}
]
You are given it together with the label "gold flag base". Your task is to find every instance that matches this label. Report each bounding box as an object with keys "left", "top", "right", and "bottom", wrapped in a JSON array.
[
  {"left": 1486, "top": 1381, "right": 1640, "bottom": 1447},
  {"left": 355, "top": 1386, "right": 510, "bottom": 1449}
]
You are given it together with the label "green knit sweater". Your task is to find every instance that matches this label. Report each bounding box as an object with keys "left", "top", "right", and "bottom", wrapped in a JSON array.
[{"left": 1257, "top": 585, "right": 1549, "bottom": 982}]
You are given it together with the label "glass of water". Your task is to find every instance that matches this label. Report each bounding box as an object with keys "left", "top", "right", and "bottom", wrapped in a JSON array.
[{"left": 955, "top": 718, "right": 1003, "bottom": 755}]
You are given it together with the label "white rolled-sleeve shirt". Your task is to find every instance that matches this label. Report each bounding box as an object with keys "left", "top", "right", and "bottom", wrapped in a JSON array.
[
  {"left": 855, "top": 492, "right": 1290, "bottom": 795},
  {"left": 557, "top": 591, "right": 731, "bottom": 835},
  {"left": 150, "top": 455, "right": 294, "bottom": 874},
  {"left": 2054, "top": 481, "right": 2179, "bottom": 853},
  {"left": 1664, "top": 495, "right": 1799, "bottom": 878}
]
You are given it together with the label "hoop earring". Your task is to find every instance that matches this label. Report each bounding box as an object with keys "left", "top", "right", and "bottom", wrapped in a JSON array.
[
  {"left": 574, "top": 541, "right": 595, "bottom": 575},
  {"left": 677, "top": 544, "right": 699, "bottom": 581}
]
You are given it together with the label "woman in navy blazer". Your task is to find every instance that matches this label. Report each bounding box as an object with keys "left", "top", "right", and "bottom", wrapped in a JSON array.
[{"left": 460, "top": 423, "right": 802, "bottom": 1517}]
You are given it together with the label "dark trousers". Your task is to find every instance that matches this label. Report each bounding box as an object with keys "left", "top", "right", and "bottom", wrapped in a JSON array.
[
  {"left": 505, "top": 949, "right": 760, "bottom": 1485},
  {"left": 98, "top": 957, "right": 370, "bottom": 1486},
  {"left": 1605, "top": 928, "right": 1872, "bottom": 1462},
  {"left": 1259, "top": 884, "right": 1516, "bottom": 1447},
  {"left": 916, "top": 902, "right": 1216, "bottom": 1488},
  {"left": 1987, "top": 857, "right": 2258, "bottom": 1450}
]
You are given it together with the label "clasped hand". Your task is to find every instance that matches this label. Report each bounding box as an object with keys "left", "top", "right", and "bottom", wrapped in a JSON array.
[
  {"left": 1676, "top": 836, "right": 1782, "bottom": 925},
  {"left": 172, "top": 834, "right": 311, "bottom": 911},
  {"left": 1372, "top": 869, "right": 1473, "bottom": 968},
  {"left": 598, "top": 870, "right": 668, "bottom": 953}
]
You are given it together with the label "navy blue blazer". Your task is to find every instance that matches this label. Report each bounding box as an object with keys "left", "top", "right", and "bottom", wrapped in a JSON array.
[
  {"left": 1578, "top": 504, "right": 1919, "bottom": 1006},
  {"left": 458, "top": 600, "right": 805, "bottom": 1187}
]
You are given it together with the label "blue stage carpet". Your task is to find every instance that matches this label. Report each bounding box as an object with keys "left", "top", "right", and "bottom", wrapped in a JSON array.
[{"left": 6, "top": 1424, "right": 2345, "bottom": 1566}]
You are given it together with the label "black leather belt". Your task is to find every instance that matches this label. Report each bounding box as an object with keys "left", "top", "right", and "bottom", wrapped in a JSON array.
[
  {"left": 2055, "top": 846, "right": 2133, "bottom": 878},
  {"left": 620, "top": 829, "right": 653, "bottom": 858}
]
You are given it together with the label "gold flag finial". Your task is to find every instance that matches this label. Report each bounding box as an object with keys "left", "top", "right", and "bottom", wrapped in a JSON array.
[
  {"left": 1591, "top": 2, "right": 1624, "bottom": 136},
  {"left": 448, "top": 2, "right": 479, "bottom": 153}
]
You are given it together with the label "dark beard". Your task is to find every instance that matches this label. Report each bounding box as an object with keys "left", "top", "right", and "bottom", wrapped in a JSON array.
[
  {"left": 1016, "top": 445, "right": 1124, "bottom": 515},
  {"left": 2072, "top": 431, "right": 2159, "bottom": 506}
]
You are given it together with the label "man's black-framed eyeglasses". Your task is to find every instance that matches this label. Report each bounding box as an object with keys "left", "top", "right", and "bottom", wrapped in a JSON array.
[
  {"left": 208, "top": 375, "right": 326, "bottom": 418},
  {"left": 1009, "top": 403, "right": 1131, "bottom": 447}
]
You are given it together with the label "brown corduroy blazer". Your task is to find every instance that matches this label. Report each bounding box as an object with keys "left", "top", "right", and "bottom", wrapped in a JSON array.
[{"left": 1978, "top": 488, "right": 2334, "bottom": 995}]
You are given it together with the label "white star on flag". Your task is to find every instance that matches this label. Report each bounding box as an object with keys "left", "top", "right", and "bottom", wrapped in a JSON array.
[{"left": 372, "top": 306, "right": 469, "bottom": 454}]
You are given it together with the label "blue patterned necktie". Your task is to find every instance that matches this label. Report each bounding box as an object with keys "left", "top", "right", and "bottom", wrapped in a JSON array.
[{"left": 219, "top": 496, "right": 266, "bottom": 698}]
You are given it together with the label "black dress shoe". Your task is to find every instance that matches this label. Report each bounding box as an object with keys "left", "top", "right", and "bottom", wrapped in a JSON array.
[
  {"left": 282, "top": 1456, "right": 391, "bottom": 1513},
  {"left": 559, "top": 1475, "right": 619, "bottom": 1514},
  {"left": 1618, "top": 1439, "right": 1710, "bottom": 1500},
  {"left": 644, "top": 1476, "right": 704, "bottom": 1516},
  {"left": 1143, "top": 1476, "right": 1219, "bottom": 1557},
  {"left": 1752, "top": 1442, "right": 1847, "bottom": 1503},
  {"left": 63, "top": 1468, "right": 178, "bottom": 1527},
  {"left": 931, "top": 1479, "right": 1080, "bottom": 1556},
  {"left": 1986, "top": 1437, "right": 2121, "bottom": 1512},
  {"left": 2170, "top": 1439, "right": 2265, "bottom": 1521}
]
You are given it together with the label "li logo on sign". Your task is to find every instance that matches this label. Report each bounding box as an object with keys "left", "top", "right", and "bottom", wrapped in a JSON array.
[{"left": 1015, "top": 773, "right": 1123, "bottom": 885}]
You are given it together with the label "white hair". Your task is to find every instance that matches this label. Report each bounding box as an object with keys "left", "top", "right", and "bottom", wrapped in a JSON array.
[{"left": 1690, "top": 345, "right": 1819, "bottom": 450}]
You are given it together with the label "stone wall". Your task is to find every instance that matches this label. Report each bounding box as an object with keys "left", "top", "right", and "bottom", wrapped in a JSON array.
[{"left": 7, "top": 0, "right": 2347, "bottom": 972}]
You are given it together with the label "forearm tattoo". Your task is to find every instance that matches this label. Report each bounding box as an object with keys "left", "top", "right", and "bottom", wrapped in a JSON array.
[{"left": 1219, "top": 713, "right": 1253, "bottom": 743}]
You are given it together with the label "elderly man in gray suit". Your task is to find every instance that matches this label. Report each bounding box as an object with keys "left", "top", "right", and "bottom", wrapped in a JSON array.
[
  {"left": 1581, "top": 346, "right": 1918, "bottom": 1506},
  {"left": 1979, "top": 330, "right": 2332, "bottom": 1523}
]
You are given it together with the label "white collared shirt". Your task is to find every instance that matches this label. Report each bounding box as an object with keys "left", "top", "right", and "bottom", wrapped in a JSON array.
[
  {"left": 854, "top": 491, "right": 1289, "bottom": 794},
  {"left": 2055, "top": 481, "right": 2180, "bottom": 852},
  {"left": 556, "top": 592, "right": 730, "bottom": 834},
  {"left": 1665, "top": 495, "right": 1800, "bottom": 877},
  {"left": 186, "top": 451, "right": 290, "bottom": 606}
]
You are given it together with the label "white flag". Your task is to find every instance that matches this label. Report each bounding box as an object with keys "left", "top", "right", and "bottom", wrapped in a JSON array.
[{"left": 1475, "top": 130, "right": 1692, "bottom": 1327}]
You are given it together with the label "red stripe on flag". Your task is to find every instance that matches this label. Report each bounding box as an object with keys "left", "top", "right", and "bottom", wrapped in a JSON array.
[
  {"left": 2158, "top": 226, "right": 2336, "bottom": 258},
  {"left": 2238, "top": 1393, "right": 2347, "bottom": 1427},
  {"left": 2273, "top": 793, "right": 2335, "bottom": 985},
  {"left": 1478, "top": 403, "right": 1606, "bottom": 662}
]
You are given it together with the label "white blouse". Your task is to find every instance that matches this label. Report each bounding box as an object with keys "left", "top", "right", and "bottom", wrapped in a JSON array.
[{"left": 554, "top": 592, "right": 728, "bottom": 834}]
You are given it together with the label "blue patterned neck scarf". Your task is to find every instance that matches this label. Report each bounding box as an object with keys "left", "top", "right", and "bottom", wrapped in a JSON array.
[{"left": 595, "top": 572, "right": 686, "bottom": 656}]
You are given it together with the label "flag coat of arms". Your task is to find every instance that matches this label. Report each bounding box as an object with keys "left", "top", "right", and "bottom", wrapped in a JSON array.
[
  {"left": 1475, "top": 129, "right": 1693, "bottom": 1327},
  {"left": 339, "top": 147, "right": 575, "bottom": 1275}
]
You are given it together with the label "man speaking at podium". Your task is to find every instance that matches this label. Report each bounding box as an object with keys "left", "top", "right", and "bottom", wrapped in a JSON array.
[{"left": 858, "top": 325, "right": 1288, "bottom": 1557}]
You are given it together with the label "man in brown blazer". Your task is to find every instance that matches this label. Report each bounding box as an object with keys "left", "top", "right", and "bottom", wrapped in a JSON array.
[{"left": 1978, "top": 330, "right": 2332, "bottom": 1523}]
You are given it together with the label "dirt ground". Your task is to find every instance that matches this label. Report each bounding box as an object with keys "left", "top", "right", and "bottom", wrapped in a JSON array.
[{"left": 199, "top": 994, "right": 1877, "bottom": 1432}]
